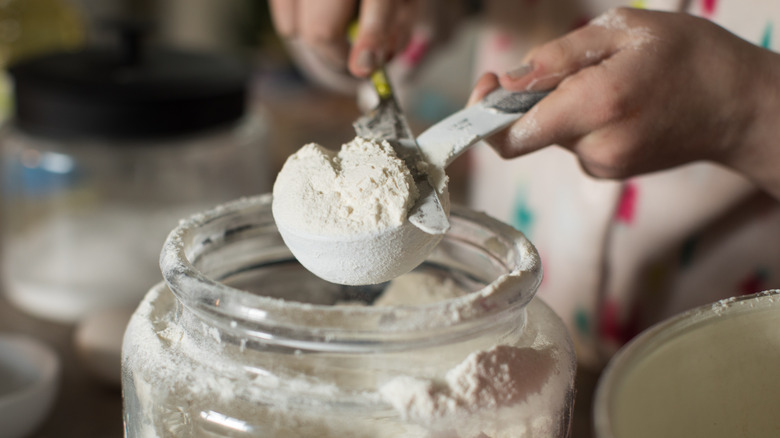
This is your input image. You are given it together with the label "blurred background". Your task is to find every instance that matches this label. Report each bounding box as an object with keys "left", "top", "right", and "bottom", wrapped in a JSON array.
[{"left": 0, "top": 1, "right": 480, "bottom": 437}]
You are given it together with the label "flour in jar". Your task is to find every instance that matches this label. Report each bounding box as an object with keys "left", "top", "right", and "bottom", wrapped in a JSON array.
[
  {"left": 373, "top": 271, "right": 464, "bottom": 307},
  {"left": 125, "top": 265, "right": 574, "bottom": 437},
  {"left": 272, "top": 137, "right": 419, "bottom": 236},
  {"left": 374, "top": 272, "right": 565, "bottom": 431}
]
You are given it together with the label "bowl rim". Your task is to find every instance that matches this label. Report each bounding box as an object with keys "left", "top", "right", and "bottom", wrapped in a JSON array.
[
  {"left": 0, "top": 334, "right": 59, "bottom": 404},
  {"left": 0, "top": 333, "right": 60, "bottom": 438}
]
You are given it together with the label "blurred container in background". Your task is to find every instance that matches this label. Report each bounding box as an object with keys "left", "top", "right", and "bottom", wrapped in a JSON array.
[
  {"left": 0, "top": 0, "right": 85, "bottom": 121},
  {"left": 0, "top": 21, "right": 270, "bottom": 323}
]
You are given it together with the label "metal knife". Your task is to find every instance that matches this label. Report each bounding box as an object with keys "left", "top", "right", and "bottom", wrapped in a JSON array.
[{"left": 353, "top": 68, "right": 450, "bottom": 235}]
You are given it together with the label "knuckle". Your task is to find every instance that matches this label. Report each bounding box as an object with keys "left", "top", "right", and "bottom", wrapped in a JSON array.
[
  {"left": 590, "top": 82, "right": 631, "bottom": 126},
  {"left": 598, "top": 95, "right": 626, "bottom": 125},
  {"left": 578, "top": 159, "right": 627, "bottom": 180},
  {"left": 543, "top": 36, "right": 576, "bottom": 67},
  {"left": 575, "top": 136, "right": 634, "bottom": 180}
]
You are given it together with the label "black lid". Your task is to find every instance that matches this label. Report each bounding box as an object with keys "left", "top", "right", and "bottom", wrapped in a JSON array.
[{"left": 8, "top": 27, "right": 249, "bottom": 140}]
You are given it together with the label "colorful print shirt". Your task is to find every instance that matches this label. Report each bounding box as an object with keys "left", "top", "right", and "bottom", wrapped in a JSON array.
[
  {"left": 289, "top": 0, "right": 780, "bottom": 370},
  {"left": 468, "top": 0, "right": 780, "bottom": 368}
]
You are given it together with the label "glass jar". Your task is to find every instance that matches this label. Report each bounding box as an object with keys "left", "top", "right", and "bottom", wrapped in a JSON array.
[
  {"left": 0, "top": 119, "right": 268, "bottom": 322},
  {"left": 122, "top": 195, "right": 576, "bottom": 437},
  {"left": 594, "top": 289, "right": 780, "bottom": 438},
  {"left": 0, "top": 41, "right": 270, "bottom": 322}
]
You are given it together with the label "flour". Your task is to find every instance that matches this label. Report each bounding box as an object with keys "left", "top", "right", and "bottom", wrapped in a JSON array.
[
  {"left": 272, "top": 137, "right": 419, "bottom": 236},
  {"left": 373, "top": 275, "right": 563, "bottom": 427},
  {"left": 124, "top": 278, "right": 575, "bottom": 437},
  {"left": 124, "top": 284, "right": 418, "bottom": 438},
  {"left": 590, "top": 8, "right": 657, "bottom": 48},
  {"left": 373, "top": 272, "right": 464, "bottom": 307},
  {"left": 506, "top": 105, "right": 541, "bottom": 150},
  {"left": 380, "top": 345, "right": 556, "bottom": 421},
  {"left": 271, "top": 138, "right": 444, "bottom": 286}
]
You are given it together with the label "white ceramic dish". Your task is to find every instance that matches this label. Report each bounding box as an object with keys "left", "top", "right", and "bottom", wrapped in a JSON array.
[
  {"left": 594, "top": 289, "right": 780, "bottom": 438},
  {"left": 0, "top": 334, "right": 60, "bottom": 438}
]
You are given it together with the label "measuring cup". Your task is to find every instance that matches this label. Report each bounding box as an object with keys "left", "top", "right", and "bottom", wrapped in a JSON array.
[{"left": 275, "top": 88, "right": 549, "bottom": 285}]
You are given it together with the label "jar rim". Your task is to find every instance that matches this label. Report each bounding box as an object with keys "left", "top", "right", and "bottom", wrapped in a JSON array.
[{"left": 160, "top": 195, "right": 542, "bottom": 351}]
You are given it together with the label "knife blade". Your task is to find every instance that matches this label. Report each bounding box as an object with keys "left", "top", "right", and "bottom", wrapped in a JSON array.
[{"left": 353, "top": 68, "right": 450, "bottom": 235}]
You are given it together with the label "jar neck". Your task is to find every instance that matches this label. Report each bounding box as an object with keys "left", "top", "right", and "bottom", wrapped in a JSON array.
[{"left": 161, "top": 195, "right": 542, "bottom": 353}]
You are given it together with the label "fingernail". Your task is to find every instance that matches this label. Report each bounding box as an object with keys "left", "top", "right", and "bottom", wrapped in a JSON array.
[
  {"left": 356, "top": 49, "right": 379, "bottom": 74},
  {"left": 506, "top": 63, "right": 534, "bottom": 80}
]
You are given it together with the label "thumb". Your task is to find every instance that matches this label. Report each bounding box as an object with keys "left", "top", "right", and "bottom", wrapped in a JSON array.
[{"left": 467, "top": 72, "right": 501, "bottom": 106}]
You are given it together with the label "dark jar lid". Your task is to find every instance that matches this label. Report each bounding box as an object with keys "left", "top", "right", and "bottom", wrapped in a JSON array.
[{"left": 8, "top": 41, "right": 249, "bottom": 141}]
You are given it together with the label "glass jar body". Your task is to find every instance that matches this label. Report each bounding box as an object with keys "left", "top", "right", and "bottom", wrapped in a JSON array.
[
  {"left": 122, "top": 196, "right": 576, "bottom": 437},
  {"left": 0, "top": 114, "right": 269, "bottom": 322}
]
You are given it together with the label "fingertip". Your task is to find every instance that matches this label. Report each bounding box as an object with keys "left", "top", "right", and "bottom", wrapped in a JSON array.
[
  {"left": 268, "top": 0, "right": 297, "bottom": 37},
  {"left": 467, "top": 73, "right": 501, "bottom": 106},
  {"left": 483, "top": 128, "right": 536, "bottom": 160},
  {"left": 348, "top": 42, "right": 380, "bottom": 77},
  {"left": 349, "top": 0, "right": 396, "bottom": 76}
]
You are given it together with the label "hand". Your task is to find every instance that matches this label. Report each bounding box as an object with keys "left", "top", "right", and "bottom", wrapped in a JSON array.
[
  {"left": 269, "top": 0, "right": 419, "bottom": 77},
  {"left": 470, "top": 7, "right": 780, "bottom": 197}
]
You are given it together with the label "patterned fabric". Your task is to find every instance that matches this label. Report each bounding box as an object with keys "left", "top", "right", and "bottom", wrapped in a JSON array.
[
  {"left": 468, "top": 0, "right": 780, "bottom": 368},
  {"left": 292, "top": 0, "right": 780, "bottom": 370}
]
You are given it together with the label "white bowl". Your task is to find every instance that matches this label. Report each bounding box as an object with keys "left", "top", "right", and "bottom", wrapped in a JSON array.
[
  {"left": 594, "top": 289, "right": 780, "bottom": 438},
  {"left": 0, "top": 334, "right": 60, "bottom": 438}
]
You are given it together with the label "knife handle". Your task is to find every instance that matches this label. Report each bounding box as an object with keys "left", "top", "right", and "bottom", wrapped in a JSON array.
[
  {"left": 371, "top": 68, "right": 393, "bottom": 100},
  {"left": 482, "top": 88, "right": 549, "bottom": 114},
  {"left": 416, "top": 88, "right": 551, "bottom": 168}
]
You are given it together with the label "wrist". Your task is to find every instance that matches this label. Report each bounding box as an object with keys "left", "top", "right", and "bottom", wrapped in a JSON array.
[{"left": 721, "top": 47, "right": 780, "bottom": 199}]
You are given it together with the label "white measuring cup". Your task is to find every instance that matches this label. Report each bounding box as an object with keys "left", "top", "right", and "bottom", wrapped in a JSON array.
[{"left": 275, "top": 89, "right": 548, "bottom": 285}]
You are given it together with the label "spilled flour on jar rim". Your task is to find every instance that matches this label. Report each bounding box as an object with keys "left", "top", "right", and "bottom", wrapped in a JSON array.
[{"left": 272, "top": 137, "right": 419, "bottom": 237}]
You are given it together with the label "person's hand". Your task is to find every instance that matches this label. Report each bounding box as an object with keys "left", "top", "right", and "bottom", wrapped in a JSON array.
[
  {"left": 470, "top": 7, "right": 780, "bottom": 197},
  {"left": 269, "top": 0, "right": 419, "bottom": 78}
]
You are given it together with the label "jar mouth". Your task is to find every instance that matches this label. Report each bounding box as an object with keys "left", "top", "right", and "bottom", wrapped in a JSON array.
[{"left": 160, "top": 194, "right": 542, "bottom": 351}]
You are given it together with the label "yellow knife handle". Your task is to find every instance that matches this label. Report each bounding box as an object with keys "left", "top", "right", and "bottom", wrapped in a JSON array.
[{"left": 371, "top": 69, "right": 393, "bottom": 99}]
